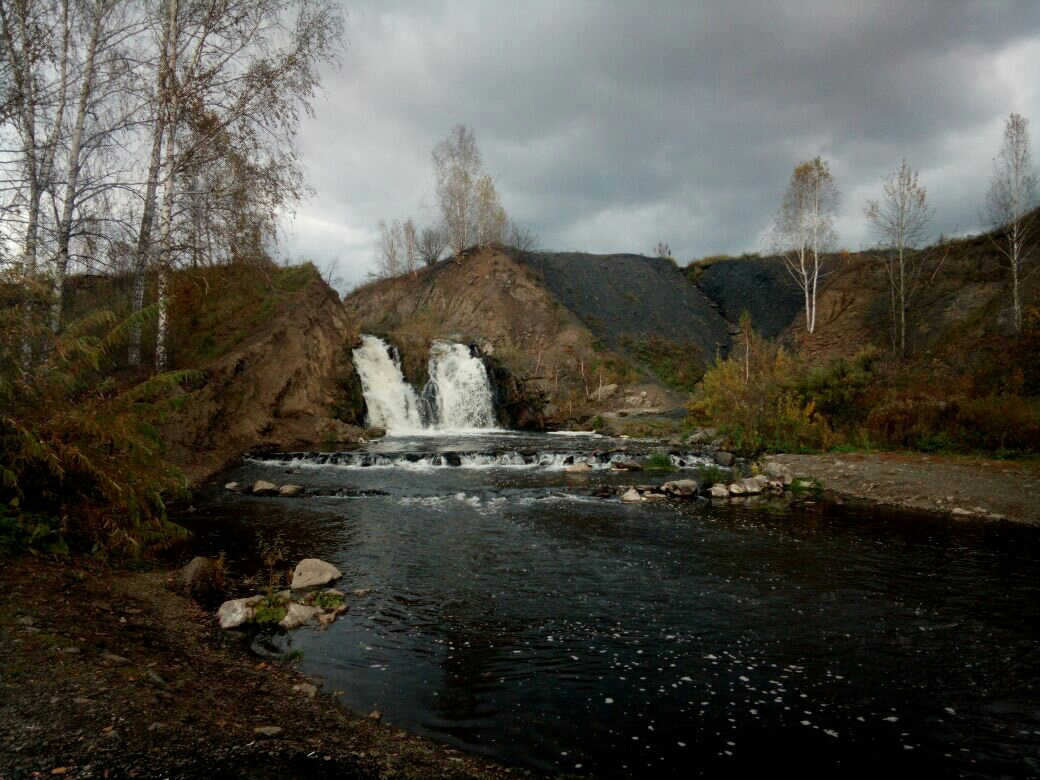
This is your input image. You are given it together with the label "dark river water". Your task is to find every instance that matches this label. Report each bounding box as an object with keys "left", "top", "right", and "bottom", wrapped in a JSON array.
[{"left": 179, "top": 433, "right": 1040, "bottom": 778}]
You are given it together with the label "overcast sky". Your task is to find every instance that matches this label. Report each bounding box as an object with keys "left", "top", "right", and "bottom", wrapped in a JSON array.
[{"left": 281, "top": 0, "right": 1040, "bottom": 288}]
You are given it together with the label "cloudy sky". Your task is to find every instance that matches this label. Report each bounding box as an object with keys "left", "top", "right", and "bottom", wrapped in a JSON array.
[{"left": 281, "top": 0, "right": 1040, "bottom": 287}]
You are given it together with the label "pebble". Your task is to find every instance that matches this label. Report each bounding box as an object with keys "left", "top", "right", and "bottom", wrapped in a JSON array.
[{"left": 254, "top": 726, "right": 283, "bottom": 738}]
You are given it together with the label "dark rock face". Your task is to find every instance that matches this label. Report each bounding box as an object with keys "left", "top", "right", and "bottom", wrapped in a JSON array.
[
  {"left": 485, "top": 358, "right": 547, "bottom": 430},
  {"left": 521, "top": 252, "right": 731, "bottom": 361},
  {"left": 694, "top": 257, "right": 803, "bottom": 340}
]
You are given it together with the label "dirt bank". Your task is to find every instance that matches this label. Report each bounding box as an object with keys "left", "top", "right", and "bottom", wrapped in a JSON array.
[
  {"left": 768, "top": 451, "right": 1040, "bottom": 524},
  {"left": 0, "top": 557, "right": 526, "bottom": 779}
]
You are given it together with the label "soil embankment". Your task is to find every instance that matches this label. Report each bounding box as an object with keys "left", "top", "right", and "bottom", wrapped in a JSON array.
[
  {"left": 0, "top": 557, "right": 522, "bottom": 779},
  {"left": 770, "top": 451, "right": 1040, "bottom": 524}
]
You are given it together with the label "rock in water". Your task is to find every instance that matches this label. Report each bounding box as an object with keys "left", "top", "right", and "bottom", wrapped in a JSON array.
[
  {"left": 291, "top": 558, "right": 343, "bottom": 590},
  {"left": 620, "top": 488, "right": 644, "bottom": 503},
  {"left": 713, "top": 451, "right": 735, "bottom": 467},
  {"left": 613, "top": 458, "right": 643, "bottom": 471},
  {"left": 727, "top": 482, "right": 747, "bottom": 496},
  {"left": 224, "top": 481, "right": 243, "bottom": 492},
  {"left": 709, "top": 483, "right": 730, "bottom": 498},
  {"left": 565, "top": 462, "right": 591, "bottom": 473},
  {"left": 279, "top": 484, "right": 304, "bottom": 497},
  {"left": 279, "top": 602, "right": 322, "bottom": 629},
  {"left": 661, "top": 479, "right": 700, "bottom": 497},
  {"left": 251, "top": 480, "right": 279, "bottom": 496},
  {"left": 216, "top": 597, "right": 256, "bottom": 629}
]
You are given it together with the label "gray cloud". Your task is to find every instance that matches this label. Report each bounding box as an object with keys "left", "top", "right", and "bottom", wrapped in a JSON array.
[{"left": 283, "top": 0, "right": 1040, "bottom": 286}]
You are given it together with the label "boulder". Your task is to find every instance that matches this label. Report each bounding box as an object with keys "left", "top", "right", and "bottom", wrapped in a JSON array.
[
  {"left": 592, "top": 383, "right": 618, "bottom": 401},
  {"left": 224, "top": 481, "right": 244, "bottom": 493},
  {"left": 740, "top": 476, "right": 769, "bottom": 495},
  {"left": 442, "top": 452, "right": 463, "bottom": 467},
  {"left": 613, "top": 458, "right": 643, "bottom": 472},
  {"left": 713, "top": 451, "right": 735, "bottom": 467},
  {"left": 251, "top": 480, "right": 279, "bottom": 496},
  {"left": 279, "top": 602, "right": 322, "bottom": 629},
  {"left": 292, "top": 682, "right": 318, "bottom": 698},
  {"left": 620, "top": 488, "right": 644, "bottom": 503},
  {"left": 318, "top": 611, "right": 338, "bottom": 628},
  {"left": 727, "top": 482, "right": 747, "bottom": 496},
  {"left": 254, "top": 726, "right": 283, "bottom": 738},
  {"left": 291, "top": 558, "right": 343, "bottom": 590},
  {"left": 762, "top": 460, "right": 794, "bottom": 485},
  {"left": 661, "top": 479, "right": 700, "bottom": 497},
  {"left": 708, "top": 435, "right": 733, "bottom": 451},
  {"left": 709, "top": 483, "right": 730, "bottom": 498},
  {"left": 217, "top": 597, "right": 256, "bottom": 629},
  {"left": 177, "top": 556, "right": 226, "bottom": 600},
  {"left": 279, "top": 484, "right": 304, "bottom": 497},
  {"left": 565, "top": 462, "right": 591, "bottom": 473},
  {"left": 642, "top": 492, "right": 667, "bottom": 502},
  {"left": 687, "top": 427, "right": 717, "bottom": 445}
]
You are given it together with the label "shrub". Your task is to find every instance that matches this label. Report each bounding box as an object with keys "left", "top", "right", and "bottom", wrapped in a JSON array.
[
  {"left": 0, "top": 289, "right": 197, "bottom": 557},
  {"left": 645, "top": 452, "right": 675, "bottom": 471}
]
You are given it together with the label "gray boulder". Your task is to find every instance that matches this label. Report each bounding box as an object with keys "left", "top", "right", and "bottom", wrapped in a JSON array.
[
  {"left": 740, "top": 475, "right": 769, "bottom": 495},
  {"left": 613, "top": 458, "right": 643, "bottom": 471},
  {"left": 279, "top": 602, "right": 322, "bottom": 629},
  {"left": 713, "top": 451, "right": 735, "bottom": 467},
  {"left": 565, "top": 462, "right": 591, "bottom": 473},
  {"left": 217, "top": 596, "right": 259, "bottom": 629},
  {"left": 687, "top": 427, "right": 717, "bottom": 445},
  {"left": 279, "top": 484, "right": 304, "bottom": 497},
  {"left": 224, "top": 481, "right": 244, "bottom": 493},
  {"left": 661, "top": 479, "right": 700, "bottom": 497},
  {"left": 709, "top": 483, "right": 730, "bottom": 498},
  {"left": 290, "top": 558, "right": 342, "bottom": 590},
  {"left": 762, "top": 461, "right": 794, "bottom": 486},
  {"left": 727, "top": 482, "right": 747, "bottom": 496}
]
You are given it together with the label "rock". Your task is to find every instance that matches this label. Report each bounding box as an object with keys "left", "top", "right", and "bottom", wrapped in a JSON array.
[
  {"left": 565, "top": 462, "right": 591, "bottom": 473},
  {"left": 709, "top": 483, "right": 730, "bottom": 498},
  {"left": 762, "top": 461, "right": 794, "bottom": 486},
  {"left": 353, "top": 588, "right": 371, "bottom": 597},
  {"left": 620, "top": 488, "right": 644, "bottom": 503},
  {"left": 740, "top": 476, "right": 768, "bottom": 495},
  {"left": 318, "top": 612, "right": 337, "bottom": 628},
  {"left": 177, "top": 556, "right": 225, "bottom": 599},
  {"left": 291, "top": 558, "right": 343, "bottom": 590},
  {"left": 100, "top": 653, "right": 130, "bottom": 665},
  {"left": 279, "top": 602, "right": 322, "bottom": 629},
  {"left": 216, "top": 597, "right": 256, "bottom": 629},
  {"left": 278, "top": 484, "right": 304, "bottom": 497},
  {"left": 661, "top": 479, "right": 700, "bottom": 497},
  {"left": 687, "top": 427, "right": 717, "bottom": 445},
  {"left": 368, "top": 711, "right": 382, "bottom": 721},
  {"left": 767, "top": 479, "right": 785, "bottom": 492},
  {"left": 951, "top": 507, "right": 972, "bottom": 517},
  {"left": 713, "top": 451, "right": 735, "bottom": 467},
  {"left": 292, "top": 682, "right": 318, "bottom": 699},
  {"left": 364, "top": 426, "right": 386, "bottom": 439},
  {"left": 146, "top": 670, "right": 166, "bottom": 686},
  {"left": 254, "top": 726, "right": 283, "bottom": 738},
  {"left": 708, "top": 435, "right": 733, "bottom": 451},
  {"left": 224, "top": 481, "right": 243, "bottom": 493},
  {"left": 442, "top": 452, "right": 462, "bottom": 467},
  {"left": 251, "top": 480, "right": 279, "bottom": 496},
  {"left": 614, "top": 458, "right": 643, "bottom": 471},
  {"left": 642, "top": 492, "right": 667, "bottom": 502},
  {"left": 728, "top": 482, "right": 747, "bottom": 496},
  {"left": 591, "top": 383, "right": 618, "bottom": 401}
]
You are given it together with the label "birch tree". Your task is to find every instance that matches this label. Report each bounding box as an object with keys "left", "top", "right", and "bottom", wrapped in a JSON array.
[
  {"left": 986, "top": 112, "right": 1039, "bottom": 332},
  {"left": 864, "top": 160, "right": 938, "bottom": 357},
  {"left": 769, "top": 157, "right": 839, "bottom": 335},
  {"left": 417, "top": 225, "right": 447, "bottom": 266},
  {"left": 432, "top": 124, "right": 508, "bottom": 256}
]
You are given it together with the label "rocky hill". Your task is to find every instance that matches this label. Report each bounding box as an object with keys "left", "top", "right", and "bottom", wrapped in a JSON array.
[{"left": 344, "top": 246, "right": 733, "bottom": 426}]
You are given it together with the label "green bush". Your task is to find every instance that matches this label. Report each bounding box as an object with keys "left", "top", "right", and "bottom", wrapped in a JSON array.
[
  {"left": 645, "top": 452, "right": 675, "bottom": 471},
  {"left": 1, "top": 286, "right": 197, "bottom": 557}
]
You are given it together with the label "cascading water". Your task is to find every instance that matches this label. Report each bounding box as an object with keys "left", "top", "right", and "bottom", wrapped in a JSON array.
[
  {"left": 351, "top": 335, "right": 424, "bottom": 432},
  {"left": 425, "top": 341, "right": 497, "bottom": 429},
  {"left": 352, "top": 335, "right": 497, "bottom": 433}
]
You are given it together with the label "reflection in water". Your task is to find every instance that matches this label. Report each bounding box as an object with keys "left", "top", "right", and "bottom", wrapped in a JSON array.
[{"left": 177, "top": 434, "right": 1040, "bottom": 777}]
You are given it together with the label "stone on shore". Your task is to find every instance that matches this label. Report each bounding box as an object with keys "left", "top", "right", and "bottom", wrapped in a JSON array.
[
  {"left": 290, "top": 558, "right": 342, "bottom": 590},
  {"left": 279, "top": 602, "right": 322, "bottom": 629},
  {"left": 727, "top": 482, "right": 747, "bottom": 496},
  {"left": 661, "top": 479, "right": 700, "bottom": 497},
  {"left": 216, "top": 597, "right": 257, "bottom": 629},
  {"left": 713, "top": 451, "right": 735, "bottom": 467},
  {"left": 709, "top": 483, "right": 730, "bottom": 498},
  {"left": 224, "top": 481, "right": 243, "bottom": 493},
  {"left": 613, "top": 458, "right": 643, "bottom": 472},
  {"left": 278, "top": 484, "right": 304, "bottom": 497},
  {"left": 762, "top": 460, "right": 794, "bottom": 486}
]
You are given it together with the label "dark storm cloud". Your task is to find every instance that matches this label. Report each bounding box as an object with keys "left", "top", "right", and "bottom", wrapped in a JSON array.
[{"left": 285, "top": 1, "right": 1040, "bottom": 285}]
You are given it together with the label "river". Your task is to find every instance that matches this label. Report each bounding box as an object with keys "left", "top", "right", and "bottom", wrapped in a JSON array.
[{"left": 180, "top": 431, "right": 1040, "bottom": 777}]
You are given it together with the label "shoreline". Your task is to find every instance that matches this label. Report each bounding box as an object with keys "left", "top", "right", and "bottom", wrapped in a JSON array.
[
  {"left": 0, "top": 556, "right": 530, "bottom": 779},
  {"left": 766, "top": 451, "right": 1040, "bottom": 525}
]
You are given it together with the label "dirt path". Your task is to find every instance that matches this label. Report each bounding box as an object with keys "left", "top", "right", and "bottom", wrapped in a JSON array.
[
  {"left": 768, "top": 452, "right": 1040, "bottom": 524},
  {"left": 0, "top": 558, "right": 529, "bottom": 780}
]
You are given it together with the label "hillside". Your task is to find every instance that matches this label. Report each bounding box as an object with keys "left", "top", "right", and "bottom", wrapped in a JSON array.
[
  {"left": 344, "top": 246, "right": 733, "bottom": 425},
  {"left": 688, "top": 254, "right": 803, "bottom": 340}
]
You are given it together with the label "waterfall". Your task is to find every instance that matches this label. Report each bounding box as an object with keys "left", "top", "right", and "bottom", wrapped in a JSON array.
[
  {"left": 352, "top": 335, "right": 497, "bottom": 433},
  {"left": 426, "top": 341, "right": 497, "bottom": 429},
  {"left": 352, "top": 335, "right": 424, "bottom": 433}
]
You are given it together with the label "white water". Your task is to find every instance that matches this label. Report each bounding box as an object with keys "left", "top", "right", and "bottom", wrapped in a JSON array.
[
  {"left": 351, "top": 335, "right": 497, "bottom": 433},
  {"left": 426, "top": 341, "right": 497, "bottom": 429},
  {"left": 352, "top": 335, "right": 424, "bottom": 432}
]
